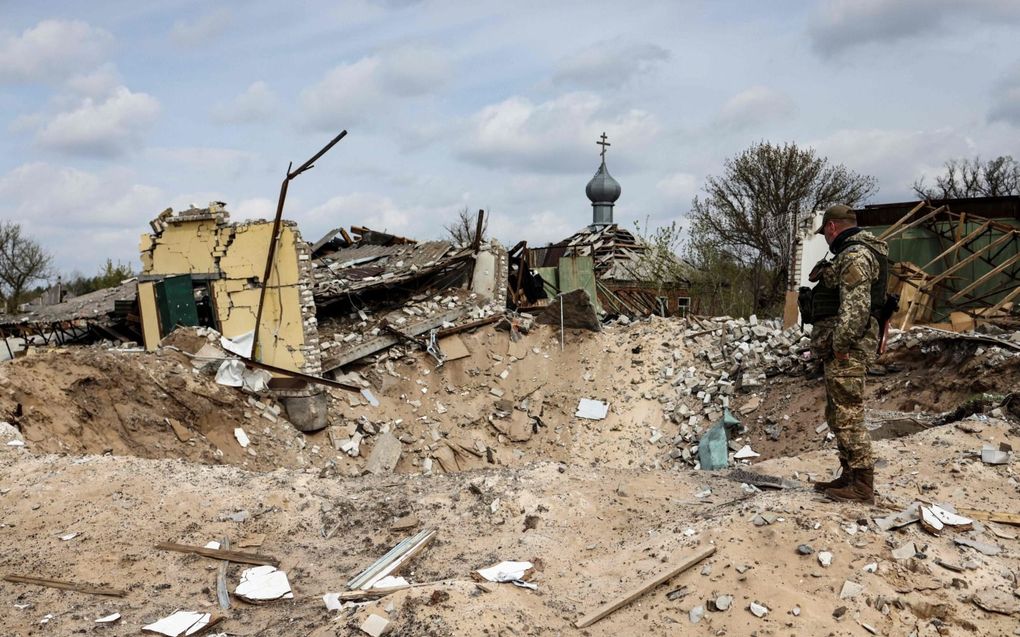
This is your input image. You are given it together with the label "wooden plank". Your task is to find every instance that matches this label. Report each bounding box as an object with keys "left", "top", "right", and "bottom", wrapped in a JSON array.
[
  {"left": 920, "top": 221, "right": 991, "bottom": 271},
  {"left": 3, "top": 574, "right": 126, "bottom": 597},
  {"left": 216, "top": 537, "right": 231, "bottom": 610},
  {"left": 987, "top": 284, "right": 1020, "bottom": 316},
  {"left": 957, "top": 509, "right": 1020, "bottom": 527},
  {"left": 574, "top": 546, "right": 716, "bottom": 628},
  {"left": 882, "top": 205, "right": 946, "bottom": 242},
  {"left": 877, "top": 201, "right": 927, "bottom": 241},
  {"left": 321, "top": 310, "right": 461, "bottom": 373},
  {"left": 156, "top": 542, "right": 279, "bottom": 567},
  {"left": 947, "top": 251, "right": 1020, "bottom": 303},
  {"left": 924, "top": 232, "right": 1014, "bottom": 288}
]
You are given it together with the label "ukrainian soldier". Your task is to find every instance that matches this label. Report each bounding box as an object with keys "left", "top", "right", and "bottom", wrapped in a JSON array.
[{"left": 805, "top": 204, "right": 888, "bottom": 503}]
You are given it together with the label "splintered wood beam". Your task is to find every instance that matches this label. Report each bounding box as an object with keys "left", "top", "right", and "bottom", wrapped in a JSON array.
[
  {"left": 574, "top": 546, "right": 716, "bottom": 628},
  {"left": 3, "top": 574, "right": 126, "bottom": 597},
  {"left": 156, "top": 542, "right": 279, "bottom": 567},
  {"left": 948, "top": 251, "right": 1020, "bottom": 303},
  {"left": 882, "top": 205, "right": 946, "bottom": 242},
  {"left": 878, "top": 201, "right": 927, "bottom": 240},
  {"left": 920, "top": 221, "right": 991, "bottom": 271},
  {"left": 987, "top": 284, "right": 1020, "bottom": 315},
  {"left": 923, "top": 232, "right": 1015, "bottom": 289}
]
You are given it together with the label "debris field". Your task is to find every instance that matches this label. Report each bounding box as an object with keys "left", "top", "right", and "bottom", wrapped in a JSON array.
[{"left": 2, "top": 310, "right": 1020, "bottom": 636}]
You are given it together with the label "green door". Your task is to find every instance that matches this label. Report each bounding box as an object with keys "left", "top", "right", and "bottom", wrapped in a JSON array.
[{"left": 154, "top": 275, "right": 199, "bottom": 337}]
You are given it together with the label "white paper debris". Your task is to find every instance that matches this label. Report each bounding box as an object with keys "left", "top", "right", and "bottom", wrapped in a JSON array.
[
  {"left": 142, "top": 611, "right": 211, "bottom": 636},
  {"left": 242, "top": 368, "right": 272, "bottom": 393},
  {"left": 233, "top": 428, "right": 250, "bottom": 448},
  {"left": 928, "top": 504, "right": 972, "bottom": 527},
  {"left": 235, "top": 565, "right": 293, "bottom": 601},
  {"left": 323, "top": 592, "right": 342, "bottom": 611},
  {"left": 204, "top": 541, "right": 221, "bottom": 550},
  {"left": 59, "top": 532, "right": 79, "bottom": 541},
  {"left": 733, "top": 445, "right": 760, "bottom": 459},
  {"left": 39, "top": 614, "right": 54, "bottom": 624},
  {"left": 476, "top": 560, "right": 535, "bottom": 588},
  {"left": 220, "top": 331, "right": 254, "bottom": 358},
  {"left": 981, "top": 445, "right": 1010, "bottom": 465},
  {"left": 215, "top": 360, "right": 245, "bottom": 387},
  {"left": 575, "top": 399, "right": 609, "bottom": 420},
  {"left": 95, "top": 613, "right": 121, "bottom": 623},
  {"left": 7, "top": 440, "right": 25, "bottom": 447}
]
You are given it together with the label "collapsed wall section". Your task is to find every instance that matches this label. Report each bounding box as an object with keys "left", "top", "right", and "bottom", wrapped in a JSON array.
[{"left": 137, "top": 207, "right": 319, "bottom": 377}]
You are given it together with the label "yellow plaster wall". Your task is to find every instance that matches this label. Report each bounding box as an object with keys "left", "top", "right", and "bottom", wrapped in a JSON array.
[{"left": 140, "top": 219, "right": 307, "bottom": 371}]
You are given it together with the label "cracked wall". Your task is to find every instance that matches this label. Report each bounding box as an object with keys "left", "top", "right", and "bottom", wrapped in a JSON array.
[{"left": 138, "top": 211, "right": 320, "bottom": 376}]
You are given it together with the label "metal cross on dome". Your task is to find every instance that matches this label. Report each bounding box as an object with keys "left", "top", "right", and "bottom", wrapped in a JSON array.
[{"left": 596, "top": 132, "right": 610, "bottom": 160}]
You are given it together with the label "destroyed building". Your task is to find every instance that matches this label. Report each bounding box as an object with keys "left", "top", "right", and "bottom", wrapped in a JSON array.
[
  {"left": 787, "top": 195, "right": 1020, "bottom": 330},
  {"left": 527, "top": 135, "right": 694, "bottom": 317},
  {"left": 137, "top": 204, "right": 327, "bottom": 429}
]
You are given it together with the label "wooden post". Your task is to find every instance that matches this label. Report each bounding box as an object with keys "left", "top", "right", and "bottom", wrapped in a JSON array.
[{"left": 574, "top": 546, "right": 716, "bottom": 628}]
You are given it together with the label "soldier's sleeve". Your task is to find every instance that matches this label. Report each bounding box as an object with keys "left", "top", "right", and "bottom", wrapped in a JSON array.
[{"left": 833, "top": 249, "right": 875, "bottom": 353}]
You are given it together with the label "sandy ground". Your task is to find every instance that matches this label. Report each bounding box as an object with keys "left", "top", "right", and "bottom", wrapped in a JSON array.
[{"left": 0, "top": 318, "right": 1018, "bottom": 636}]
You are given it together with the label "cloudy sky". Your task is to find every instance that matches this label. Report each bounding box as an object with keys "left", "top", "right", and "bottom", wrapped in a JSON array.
[{"left": 2, "top": 0, "right": 1019, "bottom": 276}]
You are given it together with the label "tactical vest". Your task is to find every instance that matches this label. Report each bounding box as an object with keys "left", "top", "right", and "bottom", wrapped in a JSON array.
[{"left": 805, "top": 239, "right": 887, "bottom": 323}]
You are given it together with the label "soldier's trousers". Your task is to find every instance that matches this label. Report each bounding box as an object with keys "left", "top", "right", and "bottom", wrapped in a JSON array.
[{"left": 823, "top": 352, "right": 874, "bottom": 470}]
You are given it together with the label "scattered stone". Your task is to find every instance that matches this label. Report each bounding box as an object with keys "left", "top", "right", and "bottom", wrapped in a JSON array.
[
  {"left": 360, "top": 613, "right": 391, "bottom": 637},
  {"left": 364, "top": 432, "right": 402, "bottom": 475},
  {"left": 861, "top": 562, "right": 878, "bottom": 573},
  {"left": 891, "top": 542, "right": 916, "bottom": 560},
  {"left": 973, "top": 588, "right": 1020, "bottom": 615},
  {"left": 797, "top": 544, "right": 814, "bottom": 556},
  {"left": 749, "top": 601, "right": 769, "bottom": 618},
  {"left": 839, "top": 580, "right": 863, "bottom": 600},
  {"left": 818, "top": 551, "right": 833, "bottom": 567},
  {"left": 832, "top": 606, "right": 848, "bottom": 619},
  {"left": 710, "top": 595, "right": 733, "bottom": 612},
  {"left": 689, "top": 605, "right": 705, "bottom": 624}
]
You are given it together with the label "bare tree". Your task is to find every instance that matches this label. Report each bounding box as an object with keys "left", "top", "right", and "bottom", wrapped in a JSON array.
[
  {"left": 631, "top": 218, "right": 690, "bottom": 291},
  {"left": 687, "top": 141, "right": 877, "bottom": 315},
  {"left": 443, "top": 207, "right": 488, "bottom": 246},
  {"left": 913, "top": 155, "right": 1020, "bottom": 199},
  {"left": 0, "top": 221, "right": 53, "bottom": 313}
]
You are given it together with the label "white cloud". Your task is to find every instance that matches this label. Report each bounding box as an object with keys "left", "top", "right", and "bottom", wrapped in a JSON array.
[
  {"left": 299, "top": 46, "right": 450, "bottom": 131},
  {"left": 35, "top": 86, "right": 160, "bottom": 157},
  {"left": 170, "top": 9, "right": 232, "bottom": 47},
  {"left": 0, "top": 19, "right": 113, "bottom": 83},
  {"left": 810, "top": 127, "right": 976, "bottom": 198},
  {"left": 810, "top": 0, "right": 1020, "bottom": 57},
  {"left": 303, "top": 192, "right": 413, "bottom": 234},
  {"left": 377, "top": 45, "right": 451, "bottom": 96},
  {"left": 489, "top": 208, "right": 577, "bottom": 247},
  {"left": 989, "top": 63, "right": 1020, "bottom": 126},
  {"left": 716, "top": 86, "right": 795, "bottom": 130},
  {"left": 234, "top": 197, "right": 277, "bottom": 221},
  {"left": 458, "top": 92, "right": 659, "bottom": 172},
  {"left": 65, "top": 63, "right": 122, "bottom": 99},
  {"left": 656, "top": 172, "right": 699, "bottom": 202},
  {"left": 553, "top": 40, "right": 670, "bottom": 89},
  {"left": 0, "top": 162, "right": 163, "bottom": 230},
  {"left": 212, "top": 81, "right": 278, "bottom": 124},
  {"left": 147, "top": 146, "right": 257, "bottom": 179}
]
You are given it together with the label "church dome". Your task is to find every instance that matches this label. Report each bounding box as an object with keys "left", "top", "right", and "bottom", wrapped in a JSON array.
[{"left": 586, "top": 160, "right": 621, "bottom": 204}]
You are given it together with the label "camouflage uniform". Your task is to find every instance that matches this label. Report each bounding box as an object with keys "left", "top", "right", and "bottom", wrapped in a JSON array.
[{"left": 809, "top": 230, "right": 887, "bottom": 470}]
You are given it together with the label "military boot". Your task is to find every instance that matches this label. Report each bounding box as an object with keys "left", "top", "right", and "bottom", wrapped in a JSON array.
[
  {"left": 813, "top": 459, "right": 850, "bottom": 492},
  {"left": 824, "top": 467, "right": 874, "bottom": 504}
]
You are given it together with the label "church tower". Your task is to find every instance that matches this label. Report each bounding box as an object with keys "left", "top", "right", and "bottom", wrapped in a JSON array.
[{"left": 586, "top": 132, "right": 621, "bottom": 228}]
